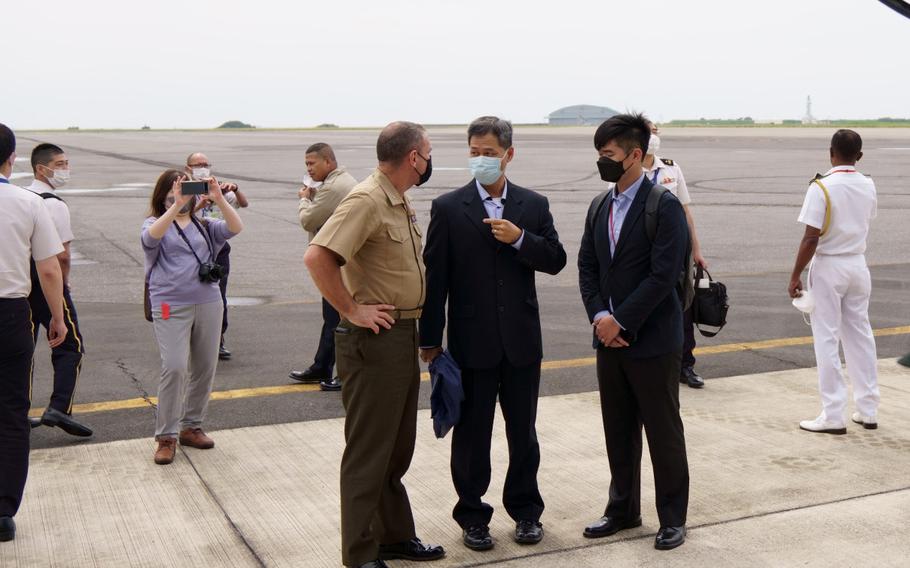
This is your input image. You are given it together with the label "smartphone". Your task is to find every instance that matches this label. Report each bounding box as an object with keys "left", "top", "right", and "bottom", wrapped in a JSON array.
[{"left": 181, "top": 180, "right": 208, "bottom": 195}]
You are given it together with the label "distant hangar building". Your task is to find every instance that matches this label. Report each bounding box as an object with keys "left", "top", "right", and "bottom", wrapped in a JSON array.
[{"left": 547, "top": 104, "right": 619, "bottom": 126}]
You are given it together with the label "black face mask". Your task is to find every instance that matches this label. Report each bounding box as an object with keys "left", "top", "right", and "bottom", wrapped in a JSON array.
[
  {"left": 597, "top": 155, "right": 627, "bottom": 183},
  {"left": 415, "top": 153, "right": 433, "bottom": 186}
]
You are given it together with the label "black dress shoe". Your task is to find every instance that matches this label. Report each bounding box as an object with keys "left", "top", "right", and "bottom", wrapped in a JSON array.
[
  {"left": 463, "top": 524, "right": 494, "bottom": 551},
  {"left": 680, "top": 367, "right": 705, "bottom": 389},
  {"left": 583, "top": 515, "right": 642, "bottom": 539},
  {"left": 654, "top": 525, "right": 686, "bottom": 550},
  {"left": 41, "top": 408, "right": 93, "bottom": 437},
  {"left": 218, "top": 344, "right": 232, "bottom": 360},
  {"left": 354, "top": 560, "right": 388, "bottom": 568},
  {"left": 319, "top": 377, "right": 342, "bottom": 392},
  {"left": 29, "top": 416, "right": 42, "bottom": 429},
  {"left": 515, "top": 520, "right": 543, "bottom": 544},
  {"left": 288, "top": 367, "right": 329, "bottom": 383},
  {"left": 0, "top": 516, "right": 14, "bottom": 542},
  {"left": 378, "top": 538, "right": 445, "bottom": 561}
]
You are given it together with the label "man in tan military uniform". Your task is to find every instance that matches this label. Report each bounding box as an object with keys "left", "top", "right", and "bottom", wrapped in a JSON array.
[
  {"left": 291, "top": 142, "right": 359, "bottom": 390},
  {"left": 304, "top": 122, "right": 445, "bottom": 568}
]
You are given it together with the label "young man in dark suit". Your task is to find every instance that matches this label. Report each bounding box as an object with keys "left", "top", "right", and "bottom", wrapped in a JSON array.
[
  {"left": 420, "top": 116, "right": 566, "bottom": 551},
  {"left": 577, "top": 113, "right": 691, "bottom": 551}
]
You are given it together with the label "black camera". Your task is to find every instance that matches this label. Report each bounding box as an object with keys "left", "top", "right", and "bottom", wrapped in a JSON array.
[{"left": 198, "top": 262, "right": 225, "bottom": 283}]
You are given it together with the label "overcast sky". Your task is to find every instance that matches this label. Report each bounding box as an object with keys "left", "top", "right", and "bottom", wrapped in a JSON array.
[{"left": 6, "top": 0, "right": 909, "bottom": 129}]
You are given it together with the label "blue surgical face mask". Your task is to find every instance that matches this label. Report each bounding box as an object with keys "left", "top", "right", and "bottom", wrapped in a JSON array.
[{"left": 469, "top": 151, "right": 508, "bottom": 185}]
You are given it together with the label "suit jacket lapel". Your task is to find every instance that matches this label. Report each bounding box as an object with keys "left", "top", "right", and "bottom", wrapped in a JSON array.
[
  {"left": 610, "top": 178, "right": 650, "bottom": 264},
  {"left": 462, "top": 185, "right": 498, "bottom": 249},
  {"left": 501, "top": 183, "right": 523, "bottom": 229}
]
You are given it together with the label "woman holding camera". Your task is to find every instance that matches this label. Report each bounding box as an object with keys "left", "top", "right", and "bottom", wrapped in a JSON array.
[{"left": 141, "top": 170, "right": 244, "bottom": 465}]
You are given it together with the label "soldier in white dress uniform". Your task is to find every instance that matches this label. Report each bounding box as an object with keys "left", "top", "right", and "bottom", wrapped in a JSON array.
[{"left": 789, "top": 129, "right": 879, "bottom": 434}]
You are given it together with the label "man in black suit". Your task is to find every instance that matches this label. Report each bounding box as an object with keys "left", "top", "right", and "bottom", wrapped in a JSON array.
[
  {"left": 420, "top": 116, "right": 566, "bottom": 551},
  {"left": 577, "top": 113, "right": 691, "bottom": 551}
]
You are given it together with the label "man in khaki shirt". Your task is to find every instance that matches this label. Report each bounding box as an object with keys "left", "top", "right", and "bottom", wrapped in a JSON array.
[
  {"left": 304, "top": 122, "right": 444, "bottom": 568},
  {"left": 290, "top": 143, "right": 357, "bottom": 390}
]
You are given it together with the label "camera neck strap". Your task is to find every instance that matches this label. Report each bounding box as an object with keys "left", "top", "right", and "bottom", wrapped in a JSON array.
[{"left": 173, "top": 216, "right": 215, "bottom": 266}]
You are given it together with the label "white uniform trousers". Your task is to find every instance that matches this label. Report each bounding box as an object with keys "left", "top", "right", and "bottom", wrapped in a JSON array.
[{"left": 809, "top": 254, "right": 880, "bottom": 423}]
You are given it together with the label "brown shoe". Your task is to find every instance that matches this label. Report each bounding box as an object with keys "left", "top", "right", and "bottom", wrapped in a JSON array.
[
  {"left": 179, "top": 427, "right": 215, "bottom": 449},
  {"left": 154, "top": 438, "right": 177, "bottom": 465}
]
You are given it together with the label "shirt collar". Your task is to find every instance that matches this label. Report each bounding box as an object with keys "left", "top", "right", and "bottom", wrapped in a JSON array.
[
  {"left": 324, "top": 166, "right": 346, "bottom": 183},
  {"left": 373, "top": 168, "right": 404, "bottom": 207},
  {"left": 614, "top": 173, "right": 645, "bottom": 202},
  {"left": 824, "top": 166, "right": 858, "bottom": 175},
  {"left": 475, "top": 179, "right": 509, "bottom": 202},
  {"left": 27, "top": 179, "right": 54, "bottom": 193},
  {"left": 642, "top": 154, "right": 662, "bottom": 173}
]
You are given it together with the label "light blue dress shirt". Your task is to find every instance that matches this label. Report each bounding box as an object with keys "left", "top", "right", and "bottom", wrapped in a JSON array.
[
  {"left": 594, "top": 173, "right": 645, "bottom": 326},
  {"left": 476, "top": 180, "right": 524, "bottom": 250}
]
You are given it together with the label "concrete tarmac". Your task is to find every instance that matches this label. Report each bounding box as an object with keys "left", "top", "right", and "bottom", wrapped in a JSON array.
[
  {"left": 12, "top": 126, "right": 909, "bottom": 448},
  {"left": 3, "top": 360, "right": 910, "bottom": 567},
  {"left": 4, "top": 127, "right": 910, "bottom": 566}
]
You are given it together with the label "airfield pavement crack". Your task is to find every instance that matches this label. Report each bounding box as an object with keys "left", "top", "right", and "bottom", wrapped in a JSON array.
[
  {"left": 99, "top": 231, "right": 143, "bottom": 267},
  {"left": 114, "top": 358, "right": 156, "bottom": 412},
  {"left": 19, "top": 136, "right": 299, "bottom": 187},
  {"left": 458, "top": 485, "right": 910, "bottom": 568}
]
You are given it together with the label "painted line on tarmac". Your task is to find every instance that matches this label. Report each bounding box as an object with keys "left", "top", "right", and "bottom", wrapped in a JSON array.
[{"left": 29, "top": 325, "right": 910, "bottom": 418}]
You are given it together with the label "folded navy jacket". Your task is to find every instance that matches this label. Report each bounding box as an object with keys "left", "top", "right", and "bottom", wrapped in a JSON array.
[{"left": 428, "top": 350, "right": 464, "bottom": 439}]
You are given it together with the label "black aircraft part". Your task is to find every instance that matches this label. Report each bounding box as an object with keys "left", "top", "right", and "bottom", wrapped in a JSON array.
[{"left": 879, "top": 0, "right": 910, "bottom": 19}]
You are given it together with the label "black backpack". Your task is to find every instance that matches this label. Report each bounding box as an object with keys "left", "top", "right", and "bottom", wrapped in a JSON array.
[{"left": 587, "top": 185, "right": 695, "bottom": 310}]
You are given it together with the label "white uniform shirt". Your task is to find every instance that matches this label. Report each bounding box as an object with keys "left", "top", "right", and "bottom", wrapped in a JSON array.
[
  {"left": 643, "top": 156, "right": 691, "bottom": 205},
  {"left": 0, "top": 177, "right": 65, "bottom": 298},
  {"left": 798, "top": 167, "right": 877, "bottom": 256},
  {"left": 26, "top": 179, "right": 75, "bottom": 243},
  {"left": 200, "top": 189, "right": 239, "bottom": 220}
]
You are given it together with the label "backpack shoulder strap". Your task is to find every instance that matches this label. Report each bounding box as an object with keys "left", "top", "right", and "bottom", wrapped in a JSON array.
[
  {"left": 645, "top": 184, "right": 669, "bottom": 242},
  {"left": 38, "top": 191, "right": 65, "bottom": 202},
  {"left": 587, "top": 190, "right": 611, "bottom": 231}
]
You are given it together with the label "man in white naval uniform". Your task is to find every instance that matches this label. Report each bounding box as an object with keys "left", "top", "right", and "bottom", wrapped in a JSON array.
[{"left": 788, "top": 129, "right": 879, "bottom": 434}]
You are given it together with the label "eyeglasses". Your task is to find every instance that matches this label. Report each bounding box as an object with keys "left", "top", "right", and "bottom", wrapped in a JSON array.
[{"left": 189, "top": 162, "right": 211, "bottom": 168}]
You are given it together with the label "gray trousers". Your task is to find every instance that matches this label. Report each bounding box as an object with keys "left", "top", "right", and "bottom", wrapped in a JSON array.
[{"left": 151, "top": 301, "right": 223, "bottom": 439}]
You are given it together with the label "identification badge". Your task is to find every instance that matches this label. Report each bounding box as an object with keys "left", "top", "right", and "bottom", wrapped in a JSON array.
[{"left": 161, "top": 303, "right": 170, "bottom": 320}]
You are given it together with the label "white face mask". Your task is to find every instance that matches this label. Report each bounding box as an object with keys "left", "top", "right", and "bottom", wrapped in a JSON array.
[
  {"left": 303, "top": 174, "right": 323, "bottom": 189},
  {"left": 647, "top": 134, "right": 660, "bottom": 156},
  {"left": 44, "top": 167, "right": 70, "bottom": 189},
  {"left": 192, "top": 167, "right": 211, "bottom": 180},
  {"left": 469, "top": 152, "right": 508, "bottom": 186}
]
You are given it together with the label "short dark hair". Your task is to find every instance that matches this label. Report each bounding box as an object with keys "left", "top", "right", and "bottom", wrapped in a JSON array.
[
  {"left": 31, "top": 143, "right": 65, "bottom": 173},
  {"left": 830, "top": 129, "right": 862, "bottom": 160},
  {"left": 0, "top": 123, "right": 16, "bottom": 165},
  {"left": 306, "top": 142, "right": 336, "bottom": 162},
  {"left": 467, "top": 116, "right": 513, "bottom": 149},
  {"left": 593, "top": 113, "right": 651, "bottom": 156},
  {"left": 376, "top": 121, "right": 426, "bottom": 164}
]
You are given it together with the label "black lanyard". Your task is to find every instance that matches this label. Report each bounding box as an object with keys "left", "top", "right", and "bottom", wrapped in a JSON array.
[{"left": 173, "top": 217, "right": 215, "bottom": 266}]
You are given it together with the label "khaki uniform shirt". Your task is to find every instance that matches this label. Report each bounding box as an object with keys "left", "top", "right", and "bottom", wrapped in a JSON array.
[
  {"left": 311, "top": 169, "right": 425, "bottom": 313},
  {"left": 298, "top": 167, "right": 358, "bottom": 241},
  {"left": 0, "top": 178, "right": 64, "bottom": 298}
]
